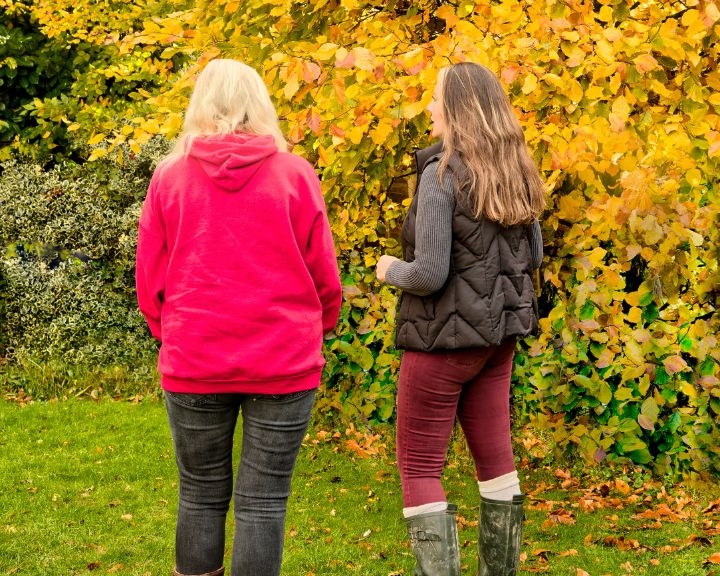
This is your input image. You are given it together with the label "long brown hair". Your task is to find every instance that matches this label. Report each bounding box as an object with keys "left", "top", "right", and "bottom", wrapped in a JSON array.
[{"left": 437, "top": 62, "right": 546, "bottom": 226}]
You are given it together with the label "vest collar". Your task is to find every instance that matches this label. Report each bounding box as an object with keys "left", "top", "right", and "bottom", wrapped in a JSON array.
[{"left": 414, "top": 141, "right": 443, "bottom": 175}]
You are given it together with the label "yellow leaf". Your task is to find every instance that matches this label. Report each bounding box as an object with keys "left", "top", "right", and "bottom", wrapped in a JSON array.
[
  {"left": 143, "top": 119, "right": 161, "bottom": 135},
  {"left": 598, "top": 5, "right": 613, "bottom": 22},
  {"left": 634, "top": 53, "right": 658, "bottom": 74},
  {"left": 626, "top": 307, "right": 642, "bottom": 324},
  {"left": 609, "top": 96, "right": 630, "bottom": 132},
  {"left": 315, "top": 43, "right": 338, "bottom": 61},
  {"left": 625, "top": 340, "right": 645, "bottom": 365},
  {"left": 346, "top": 126, "right": 366, "bottom": 145},
  {"left": 679, "top": 381, "right": 697, "bottom": 399},
  {"left": 681, "top": 8, "right": 701, "bottom": 27},
  {"left": 557, "top": 193, "right": 583, "bottom": 221},
  {"left": 565, "top": 46, "right": 585, "bottom": 68},
  {"left": 401, "top": 47, "right": 424, "bottom": 71},
  {"left": 352, "top": 47, "right": 374, "bottom": 71},
  {"left": 402, "top": 101, "right": 426, "bottom": 120},
  {"left": 67, "top": 123, "right": 81, "bottom": 132},
  {"left": 637, "top": 215, "right": 664, "bottom": 245},
  {"left": 88, "top": 148, "right": 107, "bottom": 162},
  {"left": 685, "top": 168, "right": 702, "bottom": 187},
  {"left": 436, "top": 4, "right": 458, "bottom": 25},
  {"left": 522, "top": 73, "right": 538, "bottom": 95},
  {"left": 165, "top": 113, "right": 184, "bottom": 136},
  {"left": 87, "top": 133, "right": 106, "bottom": 146},
  {"left": 585, "top": 85, "right": 605, "bottom": 100},
  {"left": 561, "top": 78, "right": 583, "bottom": 103},
  {"left": 284, "top": 75, "right": 300, "bottom": 100},
  {"left": 586, "top": 247, "right": 606, "bottom": 267},
  {"left": 625, "top": 291, "right": 640, "bottom": 307},
  {"left": 595, "top": 40, "right": 615, "bottom": 63},
  {"left": 370, "top": 121, "right": 394, "bottom": 146},
  {"left": 706, "top": 2, "right": 720, "bottom": 22},
  {"left": 224, "top": 1, "right": 239, "bottom": 14}
]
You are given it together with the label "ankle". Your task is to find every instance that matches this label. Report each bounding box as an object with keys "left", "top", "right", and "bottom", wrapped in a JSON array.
[
  {"left": 478, "top": 470, "right": 522, "bottom": 501},
  {"left": 403, "top": 501, "right": 448, "bottom": 518}
]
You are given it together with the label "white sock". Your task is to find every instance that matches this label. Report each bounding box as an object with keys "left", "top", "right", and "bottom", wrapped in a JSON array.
[
  {"left": 478, "top": 470, "right": 521, "bottom": 501},
  {"left": 403, "top": 501, "right": 448, "bottom": 518}
]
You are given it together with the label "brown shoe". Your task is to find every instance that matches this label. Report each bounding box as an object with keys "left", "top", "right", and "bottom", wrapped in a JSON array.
[{"left": 173, "top": 567, "right": 224, "bottom": 576}]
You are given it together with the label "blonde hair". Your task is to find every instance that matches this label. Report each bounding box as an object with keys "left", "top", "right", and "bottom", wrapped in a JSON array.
[
  {"left": 437, "top": 63, "right": 546, "bottom": 226},
  {"left": 171, "top": 59, "right": 287, "bottom": 155}
]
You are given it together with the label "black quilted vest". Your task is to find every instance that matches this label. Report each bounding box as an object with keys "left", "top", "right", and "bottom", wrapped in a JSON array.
[{"left": 394, "top": 144, "right": 538, "bottom": 351}]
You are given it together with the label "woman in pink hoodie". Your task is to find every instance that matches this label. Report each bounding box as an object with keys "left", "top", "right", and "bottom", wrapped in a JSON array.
[{"left": 136, "top": 59, "right": 342, "bottom": 576}]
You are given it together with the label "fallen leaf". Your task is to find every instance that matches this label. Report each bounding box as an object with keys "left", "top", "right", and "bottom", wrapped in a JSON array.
[
  {"left": 554, "top": 468, "right": 571, "bottom": 480},
  {"left": 688, "top": 534, "right": 712, "bottom": 547},
  {"left": 560, "top": 549, "right": 579, "bottom": 557},
  {"left": 532, "top": 549, "right": 553, "bottom": 559},
  {"left": 614, "top": 479, "right": 631, "bottom": 495}
]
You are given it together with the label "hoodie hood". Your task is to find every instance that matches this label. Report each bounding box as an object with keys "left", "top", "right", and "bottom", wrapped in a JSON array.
[{"left": 189, "top": 132, "right": 278, "bottom": 191}]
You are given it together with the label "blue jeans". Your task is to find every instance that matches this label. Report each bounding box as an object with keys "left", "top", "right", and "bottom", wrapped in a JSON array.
[{"left": 164, "top": 388, "right": 316, "bottom": 576}]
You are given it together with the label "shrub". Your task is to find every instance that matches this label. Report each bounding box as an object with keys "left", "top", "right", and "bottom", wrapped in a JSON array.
[{"left": 0, "top": 139, "right": 170, "bottom": 366}]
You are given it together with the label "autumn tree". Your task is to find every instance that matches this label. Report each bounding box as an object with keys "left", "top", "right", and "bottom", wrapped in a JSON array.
[{"left": 2, "top": 0, "right": 718, "bottom": 477}]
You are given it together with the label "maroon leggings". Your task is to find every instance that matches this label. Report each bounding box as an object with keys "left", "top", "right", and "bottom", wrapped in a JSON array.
[{"left": 396, "top": 339, "right": 517, "bottom": 507}]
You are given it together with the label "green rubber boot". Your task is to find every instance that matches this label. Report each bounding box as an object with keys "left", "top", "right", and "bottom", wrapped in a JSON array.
[
  {"left": 477, "top": 494, "right": 524, "bottom": 576},
  {"left": 405, "top": 503, "right": 461, "bottom": 576}
]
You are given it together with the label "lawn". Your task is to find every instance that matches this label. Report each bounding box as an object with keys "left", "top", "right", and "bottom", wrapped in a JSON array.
[{"left": 0, "top": 398, "right": 718, "bottom": 575}]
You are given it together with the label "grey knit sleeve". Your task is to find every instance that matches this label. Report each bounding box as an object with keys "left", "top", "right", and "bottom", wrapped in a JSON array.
[
  {"left": 530, "top": 219, "right": 543, "bottom": 269},
  {"left": 385, "top": 162, "right": 454, "bottom": 297}
]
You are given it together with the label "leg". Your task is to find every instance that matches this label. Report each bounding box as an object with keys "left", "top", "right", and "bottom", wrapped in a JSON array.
[
  {"left": 232, "top": 388, "right": 316, "bottom": 576},
  {"left": 165, "top": 392, "right": 240, "bottom": 575},
  {"left": 456, "top": 339, "right": 517, "bottom": 482},
  {"left": 455, "top": 340, "right": 524, "bottom": 576},
  {"left": 396, "top": 351, "right": 465, "bottom": 508},
  {"left": 397, "top": 350, "right": 489, "bottom": 576}
]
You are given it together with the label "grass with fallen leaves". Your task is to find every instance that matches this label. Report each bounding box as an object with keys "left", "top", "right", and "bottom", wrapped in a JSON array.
[{"left": 1, "top": 398, "right": 719, "bottom": 575}]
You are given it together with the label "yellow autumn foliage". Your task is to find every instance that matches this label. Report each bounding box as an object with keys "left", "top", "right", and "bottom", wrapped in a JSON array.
[{"left": 5, "top": 0, "right": 719, "bottom": 477}]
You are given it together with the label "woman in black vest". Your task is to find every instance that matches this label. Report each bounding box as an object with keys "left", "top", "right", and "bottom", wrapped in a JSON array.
[{"left": 376, "top": 62, "right": 546, "bottom": 575}]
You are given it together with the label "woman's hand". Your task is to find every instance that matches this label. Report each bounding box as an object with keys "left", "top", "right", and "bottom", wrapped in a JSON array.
[{"left": 376, "top": 255, "right": 400, "bottom": 282}]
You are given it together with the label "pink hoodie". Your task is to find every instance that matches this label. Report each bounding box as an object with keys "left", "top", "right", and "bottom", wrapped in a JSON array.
[{"left": 136, "top": 133, "right": 342, "bottom": 394}]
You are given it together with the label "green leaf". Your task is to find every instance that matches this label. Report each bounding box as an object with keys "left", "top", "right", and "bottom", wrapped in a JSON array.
[{"left": 627, "top": 448, "right": 653, "bottom": 464}]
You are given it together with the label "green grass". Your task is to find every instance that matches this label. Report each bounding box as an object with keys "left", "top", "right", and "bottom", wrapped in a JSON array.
[{"left": 1, "top": 399, "right": 718, "bottom": 575}]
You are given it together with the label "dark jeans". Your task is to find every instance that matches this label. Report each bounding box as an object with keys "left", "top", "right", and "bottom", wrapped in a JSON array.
[
  {"left": 165, "top": 388, "right": 316, "bottom": 576},
  {"left": 396, "top": 340, "right": 517, "bottom": 507}
]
